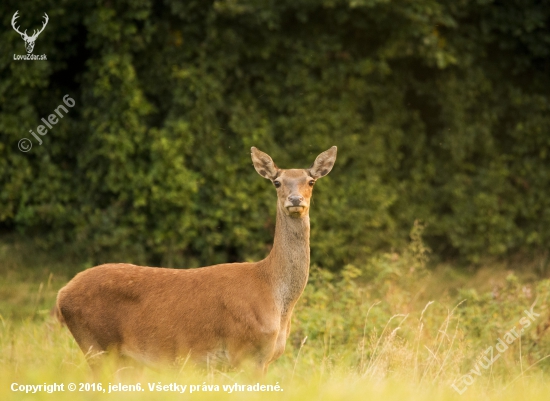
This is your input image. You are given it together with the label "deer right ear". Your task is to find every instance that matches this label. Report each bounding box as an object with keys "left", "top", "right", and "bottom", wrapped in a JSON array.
[{"left": 251, "top": 147, "right": 279, "bottom": 180}]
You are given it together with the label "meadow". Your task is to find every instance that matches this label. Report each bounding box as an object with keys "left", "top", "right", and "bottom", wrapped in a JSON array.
[{"left": 1, "top": 228, "right": 549, "bottom": 401}]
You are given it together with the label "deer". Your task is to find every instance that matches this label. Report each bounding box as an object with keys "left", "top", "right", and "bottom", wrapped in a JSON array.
[
  {"left": 11, "top": 11, "right": 49, "bottom": 54},
  {"left": 55, "top": 146, "right": 337, "bottom": 375}
]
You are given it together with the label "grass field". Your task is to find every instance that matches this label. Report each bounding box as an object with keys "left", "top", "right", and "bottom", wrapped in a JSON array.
[{"left": 1, "top": 236, "right": 549, "bottom": 400}]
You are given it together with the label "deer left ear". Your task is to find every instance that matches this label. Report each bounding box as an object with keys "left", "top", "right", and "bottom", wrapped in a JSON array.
[{"left": 308, "top": 146, "right": 337, "bottom": 179}]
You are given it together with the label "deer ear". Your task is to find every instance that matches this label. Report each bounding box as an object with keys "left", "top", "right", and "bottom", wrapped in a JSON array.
[
  {"left": 308, "top": 146, "right": 337, "bottom": 179},
  {"left": 251, "top": 147, "right": 279, "bottom": 180}
]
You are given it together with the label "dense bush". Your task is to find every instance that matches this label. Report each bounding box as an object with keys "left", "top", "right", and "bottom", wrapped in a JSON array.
[{"left": 1, "top": 0, "right": 549, "bottom": 268}]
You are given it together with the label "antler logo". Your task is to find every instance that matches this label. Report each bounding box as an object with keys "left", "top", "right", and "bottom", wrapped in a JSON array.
[{"left": 11, "top": 10, "right": 49, "bottom": 54}]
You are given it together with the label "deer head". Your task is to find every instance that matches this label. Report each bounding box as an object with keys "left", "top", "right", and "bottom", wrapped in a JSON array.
[
  {"left": 11, "top": 11, "right": 49, "bottom": 54},
  {"left": 251, "top": 146, "right": 337, "bottom": 218}
]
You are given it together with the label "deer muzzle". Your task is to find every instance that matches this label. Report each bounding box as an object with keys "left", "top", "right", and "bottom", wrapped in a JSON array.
[{"left": 284, "top": 195, "right": 307, "bottom": 216}]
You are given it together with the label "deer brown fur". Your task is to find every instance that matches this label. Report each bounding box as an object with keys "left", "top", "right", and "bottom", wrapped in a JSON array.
[{"left": 55, "top": 146, "right": 337, "bottom": 374}]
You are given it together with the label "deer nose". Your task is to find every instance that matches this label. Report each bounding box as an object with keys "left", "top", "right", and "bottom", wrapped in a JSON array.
[{"left": 288, "top": 195, "right": 304, "bottom": 206}]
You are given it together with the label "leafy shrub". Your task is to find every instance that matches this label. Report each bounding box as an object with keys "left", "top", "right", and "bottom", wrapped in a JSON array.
[{"left": 1, "top": 0, "right": 549, "bottom": 267}]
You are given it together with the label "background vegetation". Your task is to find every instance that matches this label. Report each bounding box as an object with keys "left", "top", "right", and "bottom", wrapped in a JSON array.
[{"left": 2, "top": 0, "right": 549, "bottom": 268}]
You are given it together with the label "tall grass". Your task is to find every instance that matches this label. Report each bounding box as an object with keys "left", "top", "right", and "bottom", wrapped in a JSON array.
[{"left": 1, "top": 230, "right": 549, "bottom": 400}]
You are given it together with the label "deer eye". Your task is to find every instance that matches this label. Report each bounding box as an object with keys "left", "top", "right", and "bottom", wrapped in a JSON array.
[
  {"left": 309, "top": 180, "right": 315, "bottom": 187},
  {"left": 273, "top": 180, "right": 281, "bottom": 188}
]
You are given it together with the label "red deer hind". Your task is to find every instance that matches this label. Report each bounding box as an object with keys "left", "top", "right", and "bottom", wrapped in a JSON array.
[{"left": 56, "top": 146, "right": 337, "bottom": 375}]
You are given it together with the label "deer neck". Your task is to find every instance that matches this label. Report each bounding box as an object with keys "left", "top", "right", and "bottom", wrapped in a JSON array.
[{"left": 263, "top": 204, "right": 311, "bottom": 315}]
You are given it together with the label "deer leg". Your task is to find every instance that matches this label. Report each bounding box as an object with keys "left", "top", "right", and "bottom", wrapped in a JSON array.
[{"left": 255, "top": 360, "right": 269, "bottom": 378}]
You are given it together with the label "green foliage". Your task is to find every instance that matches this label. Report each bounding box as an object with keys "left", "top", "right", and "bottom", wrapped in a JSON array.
[
  {"left": 291, "top": 231, "right": 550, "bottom": 382},
  {"left": 1, "top": 0, "right": 549, "bottom": 267}
]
